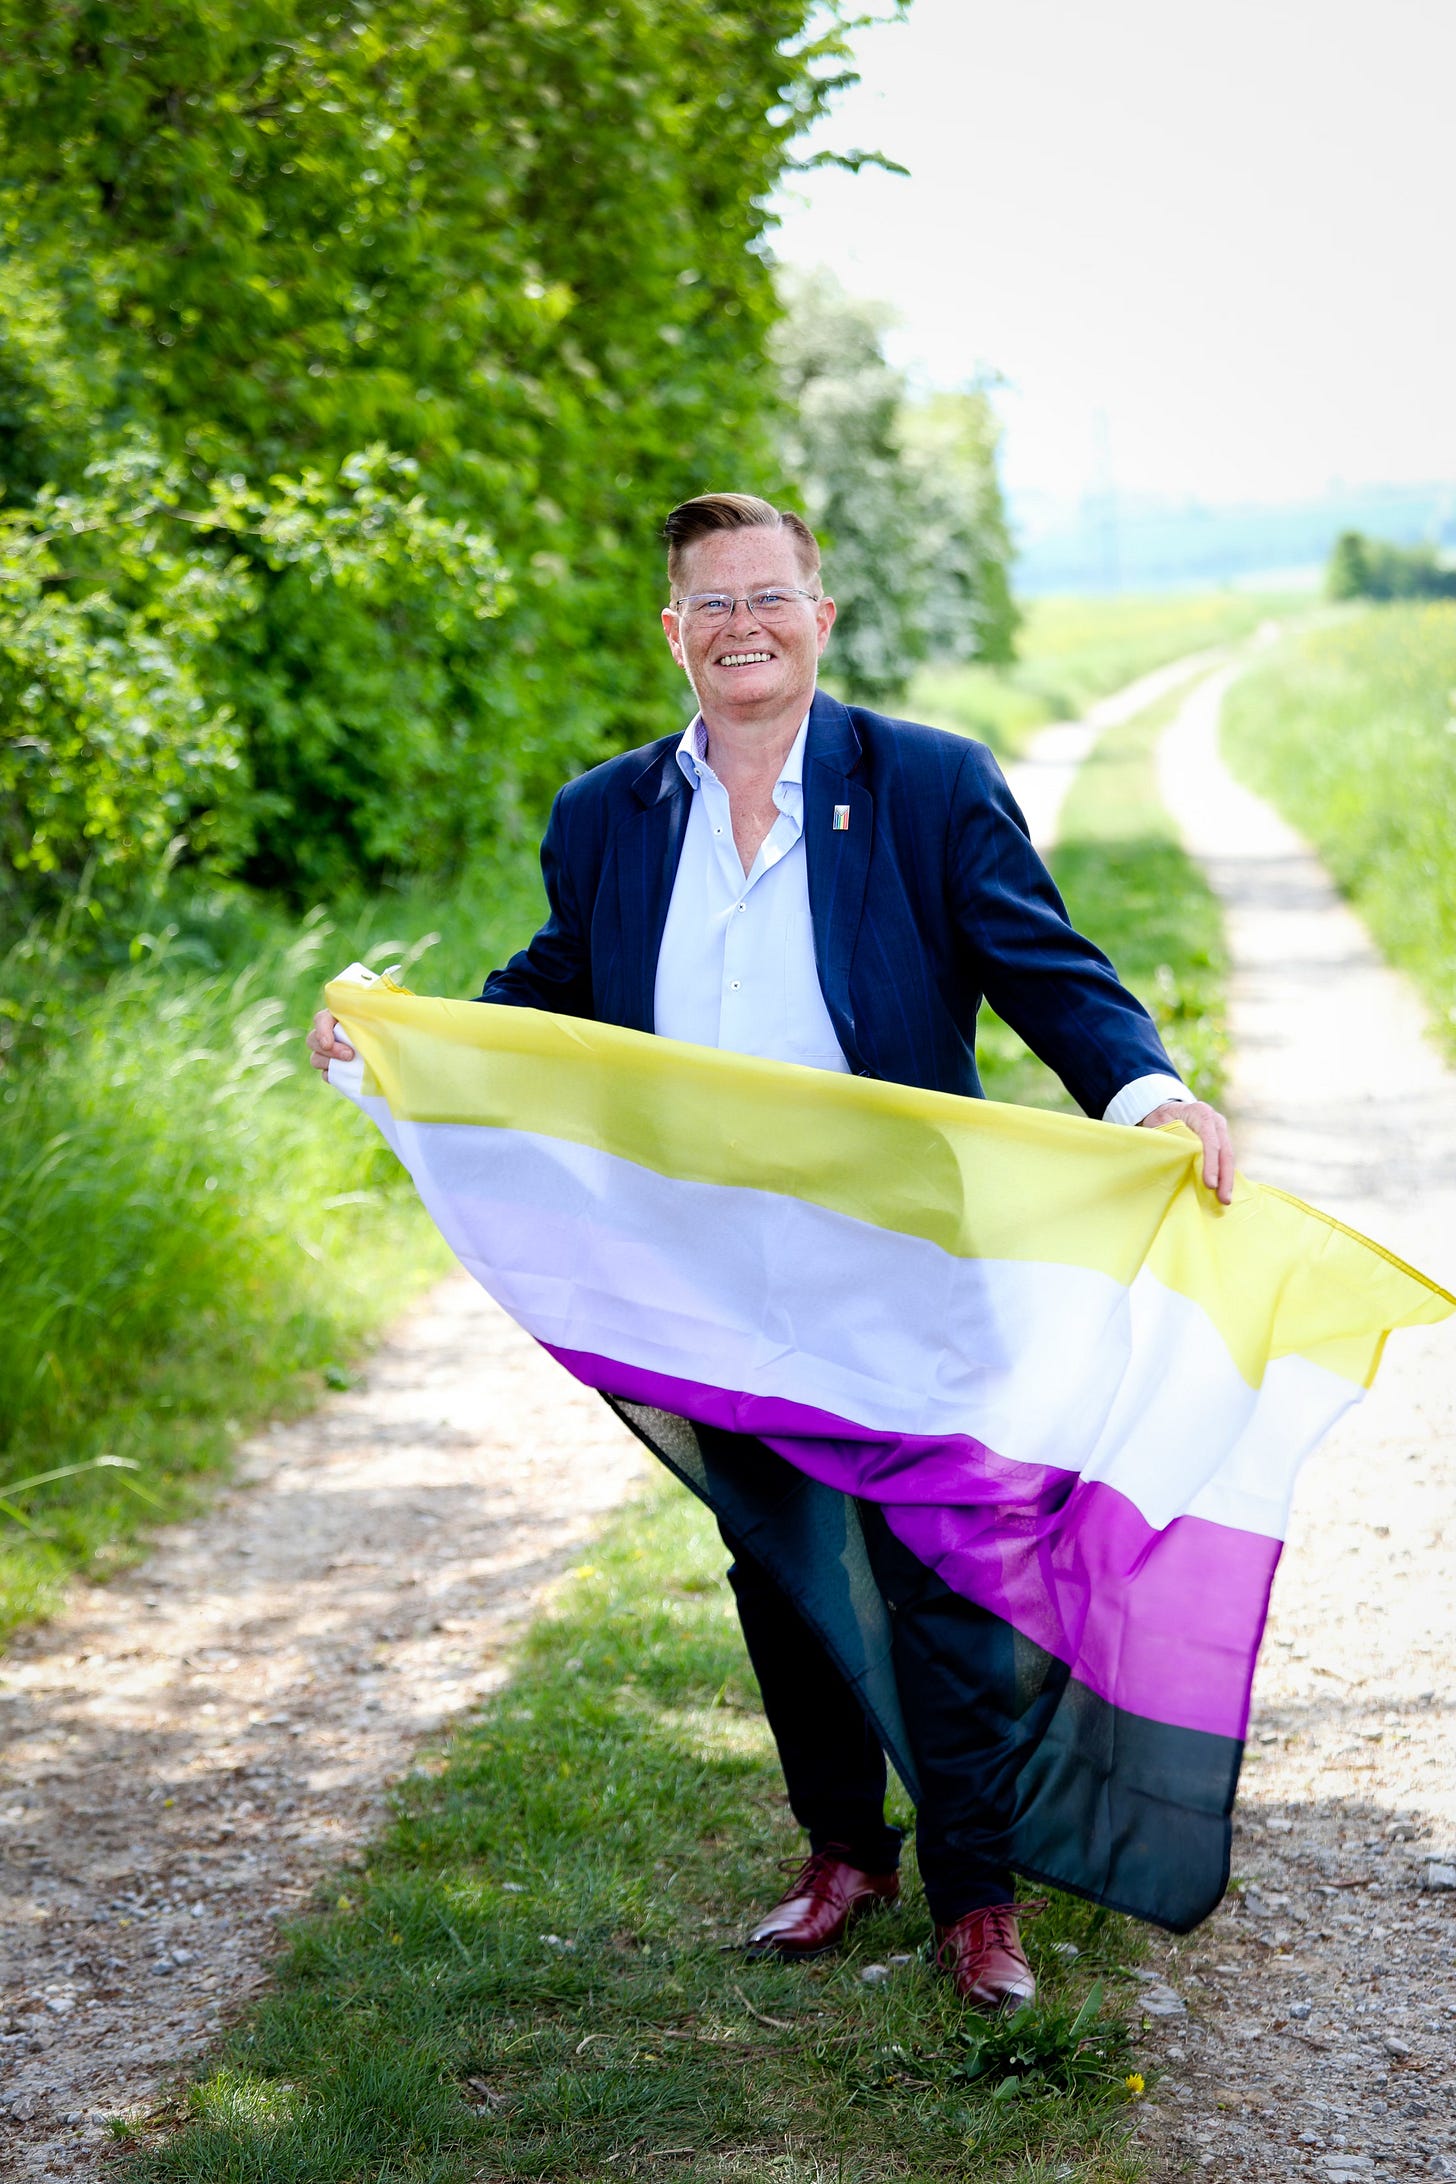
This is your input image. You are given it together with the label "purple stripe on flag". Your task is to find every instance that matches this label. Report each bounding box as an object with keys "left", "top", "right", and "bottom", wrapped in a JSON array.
[{"left": 545, "top": 1343, "right": 1279, "bottom": 1742}]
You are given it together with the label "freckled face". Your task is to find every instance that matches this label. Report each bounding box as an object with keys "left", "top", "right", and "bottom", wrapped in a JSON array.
[{"left": 661, "top": 529, "right": 835, "bottom": 718}]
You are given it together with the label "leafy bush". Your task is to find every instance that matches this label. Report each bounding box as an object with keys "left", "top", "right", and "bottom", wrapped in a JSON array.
[
  {"left": 0, "top": 437, "right": 503, "bottom": 919},
  {"left": 0, "top": 0, "right": 867, "bottom": 912}
]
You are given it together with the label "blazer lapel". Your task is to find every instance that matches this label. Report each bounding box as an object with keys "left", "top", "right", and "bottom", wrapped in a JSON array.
[
  {"left": 803, "top": 690, "right": 872, "bottom": 1069},
  {"left": 619, "top": 739, "right": 691, "bottom": 1034}
]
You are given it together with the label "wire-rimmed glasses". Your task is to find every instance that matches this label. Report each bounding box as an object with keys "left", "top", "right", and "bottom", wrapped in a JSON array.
[{"left": 667, "top": 586, "right": 822, "bottom": 624}]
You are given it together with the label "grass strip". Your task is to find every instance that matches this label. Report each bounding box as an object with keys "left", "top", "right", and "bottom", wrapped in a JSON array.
[
  {"left": 1221, "top": 601, "right": 1456, "bottom": 1065},
  {"left": 975, "top": 684, "right": 1230, "bottom": 1115},
  {"left": 120, "top": 1483, "right": 1150, "bottom": 2184},
  {"left": 910, "top": 585, "right": 1301, "bottom": 760}
]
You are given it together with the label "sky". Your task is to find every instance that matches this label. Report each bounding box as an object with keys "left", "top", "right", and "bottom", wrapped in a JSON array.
[{"left": 771, "top": 0, "right": 1456, "bottom": 509}]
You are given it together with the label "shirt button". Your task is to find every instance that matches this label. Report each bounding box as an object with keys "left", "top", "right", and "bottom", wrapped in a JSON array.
[
  {"left": 729, "top": 980, "right": 740, "bottom": 990},
  {"left": 736, "top": 902, "right": 745, "bottom": 912}
]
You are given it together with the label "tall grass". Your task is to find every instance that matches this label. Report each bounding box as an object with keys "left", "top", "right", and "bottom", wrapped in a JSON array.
[
  {"left": 0, "top": 856, "right": 546, "bottom": 1634},
  {"left": 910, "top": 584, "right": 1303, "bottom": 758},
  {"left": 1221, "top": 602, "right": 1456, "bottom": 1062}
]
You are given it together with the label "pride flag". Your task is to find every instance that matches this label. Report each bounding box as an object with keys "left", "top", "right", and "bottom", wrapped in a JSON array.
[{"left": 326, "top": 968, "right": 1452, "bottom": 1930}]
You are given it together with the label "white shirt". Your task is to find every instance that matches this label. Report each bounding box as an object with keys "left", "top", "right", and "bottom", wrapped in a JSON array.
[
  {"left": 653, "top": 713, "right": 850, "bottom": 1072},
  {"left": 652, "top": 710, "right": 1191, "bottom": 1126}
]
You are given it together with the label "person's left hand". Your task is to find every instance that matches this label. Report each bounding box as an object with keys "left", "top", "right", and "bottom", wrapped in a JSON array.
[{"left": 1139, "top": 1099, "right": 1235, "bottom": 1206}]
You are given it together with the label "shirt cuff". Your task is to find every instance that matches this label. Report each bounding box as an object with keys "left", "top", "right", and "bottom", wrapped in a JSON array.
[{"left": 1103, "top": 1073, "right": 1195, "bottom": 1128}]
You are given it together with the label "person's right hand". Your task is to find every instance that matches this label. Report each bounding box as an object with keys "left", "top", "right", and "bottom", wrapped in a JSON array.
[{"left": 306, "top": 1008, "right": 355, "bottom": 1077}]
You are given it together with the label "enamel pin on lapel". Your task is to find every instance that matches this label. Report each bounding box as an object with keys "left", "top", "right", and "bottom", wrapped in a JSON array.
[{"left": 832, "top": 805, "right": 851, "bottom": 831}]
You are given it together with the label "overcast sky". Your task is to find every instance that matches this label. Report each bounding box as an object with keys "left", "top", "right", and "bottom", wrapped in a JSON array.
[{"left": 771, "top": 0, "right": 1456, "bottom": 507}]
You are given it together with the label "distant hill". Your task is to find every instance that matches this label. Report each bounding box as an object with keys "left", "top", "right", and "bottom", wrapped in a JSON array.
[{"left": 1010, "top": 481, "right": 1456, "bottom": 596}]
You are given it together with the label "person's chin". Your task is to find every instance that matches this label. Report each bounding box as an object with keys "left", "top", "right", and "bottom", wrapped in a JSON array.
[{"left": 707, "top": 666, "right": 783, "bottom": 706}]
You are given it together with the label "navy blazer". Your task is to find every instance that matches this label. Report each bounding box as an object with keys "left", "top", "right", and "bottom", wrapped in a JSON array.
[{"left": 481, "top": 689, "right": 1177, "bottom": 1116}]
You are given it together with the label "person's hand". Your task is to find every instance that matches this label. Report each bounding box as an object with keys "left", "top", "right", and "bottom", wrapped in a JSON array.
[
  {"left": 306, "top": 1008, "right": 355, "bottom": 1078},
  {"left": 1139, "top": 1099, "right": 1235, "bottom": 1206}
]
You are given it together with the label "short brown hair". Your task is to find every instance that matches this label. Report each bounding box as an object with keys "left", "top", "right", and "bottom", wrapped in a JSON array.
[{"left": 662, "top": 492, "right": 820, "bottom": 593}]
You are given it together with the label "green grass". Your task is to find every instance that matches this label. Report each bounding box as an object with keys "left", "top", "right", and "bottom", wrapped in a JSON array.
[
  {"left": 122, "top": 1483, "right": 1151, "bottom": 2184},
  {"left": 909, "top": 585, "right": 1303, "bottom": 759},
  {"left": 975, "top": 685, "right": 1230, "bottom": 1114},
  {"left": 1221, "top": 601, "right": 1456, "bottom": 1063},
  {"left": 0, "top": 853, "right": 547, "bottom": 1637}
]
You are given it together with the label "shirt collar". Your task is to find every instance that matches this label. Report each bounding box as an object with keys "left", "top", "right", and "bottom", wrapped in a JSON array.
[{"left": 675, "top": 709, "right": 813, "bottom": 791}]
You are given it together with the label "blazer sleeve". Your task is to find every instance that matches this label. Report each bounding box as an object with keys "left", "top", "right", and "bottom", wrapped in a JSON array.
[
  {"left": 947, "top": 740, "right": 1178, "bottom": 1118},
  {"left": 478, "top": 785, "right": 594, "bottom": 1017}
]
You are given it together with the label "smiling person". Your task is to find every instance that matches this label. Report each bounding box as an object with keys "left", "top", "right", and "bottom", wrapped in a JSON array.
[{"left": 307, "top": 492, "right": 1233, "bottom": 2009}]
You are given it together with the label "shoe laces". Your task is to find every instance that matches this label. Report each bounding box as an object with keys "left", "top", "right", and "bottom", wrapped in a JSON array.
[
  {"left": 772, "top": 1848, "right": 856, "bottom": 1909},
  {"left": 937, "top": 1896, "right": 1046, "bottom": 1968}
]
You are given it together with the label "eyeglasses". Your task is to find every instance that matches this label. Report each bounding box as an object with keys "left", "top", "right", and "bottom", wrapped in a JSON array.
[{"left": 667, "top": 586, "right": 821, "bottom": 624}]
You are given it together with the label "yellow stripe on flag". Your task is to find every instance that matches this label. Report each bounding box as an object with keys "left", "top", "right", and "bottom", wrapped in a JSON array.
[{"left": 326, "top": 980, "right": 1454, "bottom": 1390}]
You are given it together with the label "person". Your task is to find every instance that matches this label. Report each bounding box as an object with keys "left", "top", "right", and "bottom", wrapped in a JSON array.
[{"left": 309, "top": 492, "right": 1234, "bottom": 2009}]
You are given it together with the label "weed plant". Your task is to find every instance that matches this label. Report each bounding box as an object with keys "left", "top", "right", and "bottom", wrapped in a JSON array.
[
  {"left": 1222, "top": 602, "right": 1456, "bottom": 1061},
  {"left": 124, "top": 1485, "right": 1149, "bottom": 2183}
]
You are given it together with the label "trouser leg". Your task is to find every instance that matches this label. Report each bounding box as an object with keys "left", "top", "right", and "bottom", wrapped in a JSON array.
[
  {"left": 718, "top": 1521, "right": 903, "bottom": 1873},
  {"left": 858, "top": 1501, "right": 1019, "bottom": 1925}
]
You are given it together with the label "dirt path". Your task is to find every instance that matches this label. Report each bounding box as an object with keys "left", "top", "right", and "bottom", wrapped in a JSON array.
[
  {"left": 1126, "top": 667, "right": 1456, "bottom": 2180},
  {"left": 0, "top": 1273, "right": 644, "bottom": 2174},
  {"left": 1003, "top": 647, "right": 1223, "bottom": 851}
]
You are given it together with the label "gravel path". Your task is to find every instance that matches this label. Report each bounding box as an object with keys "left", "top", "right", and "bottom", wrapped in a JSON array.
[
  {"left": 1127, "top": 667, "right": 1456, "bottom": 2181},
  {"left": 0, "top": 1273, "right": 644, "bottom": 2174},
  {"left": 1003, "top": 647, "right": 1222, "bottom": 851}
]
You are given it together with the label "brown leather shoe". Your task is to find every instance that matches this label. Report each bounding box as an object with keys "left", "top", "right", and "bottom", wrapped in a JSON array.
[
  {"left": 746, "top": 1847, "right": 900, "bottom": 1957},
  {"left": 933, "top": 1900, "right": 1041, "bottom": 2010}
]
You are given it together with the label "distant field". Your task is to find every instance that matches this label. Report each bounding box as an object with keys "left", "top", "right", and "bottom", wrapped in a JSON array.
[
  {"left": 909, "top": 585, "right": 1303, "bottom": 758},
  {"left": 1221, "top": 601, "right": 1456, "bottom": 1064}
]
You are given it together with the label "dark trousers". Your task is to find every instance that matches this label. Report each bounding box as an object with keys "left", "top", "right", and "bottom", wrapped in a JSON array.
[{"left": 719, "top": 1494, "right": 1018, "bottom": 1927}]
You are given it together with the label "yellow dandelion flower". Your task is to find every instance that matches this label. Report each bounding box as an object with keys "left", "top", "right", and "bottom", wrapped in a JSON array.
[{"left": 1124, "top": 2072, "right": 1146, "bottom": 2097}]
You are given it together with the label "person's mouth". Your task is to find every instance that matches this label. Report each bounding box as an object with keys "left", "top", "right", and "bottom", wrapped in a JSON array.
[{"left": 715, "top": 650, "right": 774, "bottom": 668}]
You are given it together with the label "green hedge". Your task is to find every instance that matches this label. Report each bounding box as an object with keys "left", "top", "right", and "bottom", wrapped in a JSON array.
[{"left": 0, "top": 0, "right": 859, "bottom": 913}]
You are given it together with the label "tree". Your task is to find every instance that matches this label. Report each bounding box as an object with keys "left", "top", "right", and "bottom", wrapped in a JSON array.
[
  {"left": 773, "top": 267, "right": 926, "bottom": 703},
  {"left": 899, "top": 388, "right": 1019, "bottom": 668},
  {"left": 0, "top": 0, "right": 871, "bottom": 912},
  {"left": 773, "top": 268, "right": 1018, "bottom": 703},
  {"left": 1327, "top": 529, "right": 1456, "bottom": 603}
]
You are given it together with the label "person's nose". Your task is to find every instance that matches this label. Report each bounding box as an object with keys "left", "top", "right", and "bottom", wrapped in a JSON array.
[{"left": 723, "top": 596, "right": 764, "bottom": 635}]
